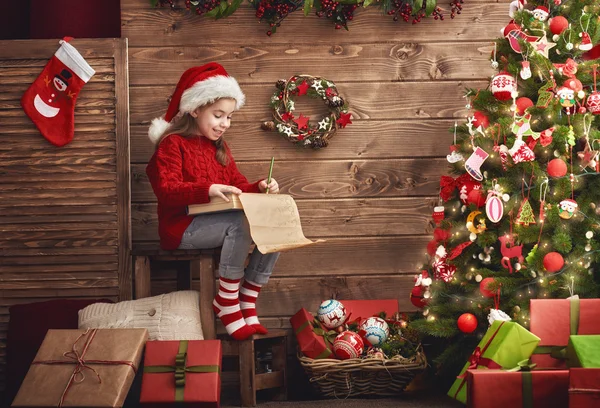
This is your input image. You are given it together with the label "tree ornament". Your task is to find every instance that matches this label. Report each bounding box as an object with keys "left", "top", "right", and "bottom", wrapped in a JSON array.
[
  {"left": 549, "top": 16, "right": 569, "bottom": 35},
  {"left": 488, "top": 308, "right": 512, "bottom": 325},
  {"left": 508, "top": 0, "right": 524, "bottom": 18},
  {"left": 520, "top": 60, "right": 532, "bottom": 80},
  {"left": 360, "top": 317, "right": 389, "bottom": 347},
  {"left": 479, "top": 277, "right": 496, "bottom": 298},
  {"left": 516, "top": 198, "right": 536, "bottom": 226},
  {"left": 558, "top": 198, "right": 578, "bottom": 219},
  {"left": 543, "top": 252, "right": 564, "bottom": 272},
  {"left": 432, "top": 204, "right": 445, "bottom": 224},
  {"left": 466, "top": 210, "right": 487, "bottom": 239},
  {"left": 553, "top": 58, "right": 578, "bottom": 78},
  {"left": 537, "top": 74, "right": 557, "bottom": 108},
  {"left": 457, "top": 313, "right": 478, "bottom": 333},
  {"left": 491, "top": 72, "right": 517, "bottom": 101},
  {"left": 579, "top": 12, "right": 593, "bottom": 51},
  {"left": 548, "top": 158, "right": 567, "bottom": 177},
  {"left": 503, "top": 22, "right": 522, "bottom": 38},
  {"left": 447, "top": 122, "right": 464, "bottom": 163},
  {"left": 532, "top": 34, "right": 557, "bottom": 59},
  {"left": 410, "top": 286, "right": 428, "bottom": 308},
  {"left": 531, "top": 6, "right": 549, "bottom": 22},
  {"left": 264, "top": 75, "right": 349, "bottom": 149},
  {"left": 512, "top": 113, "right": 540, "bottom": 143},
  {"left": 472, "top": 111, "right": 490, "bottom": 129},
  {"left": 467, "top": 187, "right": 487, "bottom": 208},
  {"left": 465, "top": 147, "right": 489, "bottom": 181},
  {"left": 333, "top": 331, "right": 364, "bottom": 359},
  {"left": 586, "top": 65, "right": 600, "bottom": 115},
  {"left": 507, "top": 29, "right": 540, "bottom": 54},
  {"left": 317, "top": 299, "right": 348, "bottom": 329},
  {"left": 485, "top": 185, "right": 504, "bottom": 223},
  {"left": 499, "top": 235, "right": 524, "bottom": 274},
  {"left": 515, "top": 97, "right": 534, "bottom": 115}
]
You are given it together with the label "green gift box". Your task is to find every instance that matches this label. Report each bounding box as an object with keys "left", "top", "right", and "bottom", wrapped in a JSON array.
[
  {"left": 566, "top": 335, "right": 600, "bottom": 368},
  {"left": 448, "top": 320, "right": 541, "bottom": 404}
]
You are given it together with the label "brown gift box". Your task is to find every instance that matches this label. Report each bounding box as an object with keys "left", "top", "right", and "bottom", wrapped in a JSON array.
[{"left": 12, "top": 328, "right": 147, "bottom": 407}]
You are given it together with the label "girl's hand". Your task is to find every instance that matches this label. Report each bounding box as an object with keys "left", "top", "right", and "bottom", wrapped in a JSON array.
[
  {"left": 209, "top": 184, "right": 242, "bottom": 202},
  {"left": 259, "top": 178, "right": 279, "bottom": 194}
]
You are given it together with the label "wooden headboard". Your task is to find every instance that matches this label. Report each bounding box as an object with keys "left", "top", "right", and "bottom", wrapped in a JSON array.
[{"left": 0, "top": 38, "right": 130, "bottom": 392}]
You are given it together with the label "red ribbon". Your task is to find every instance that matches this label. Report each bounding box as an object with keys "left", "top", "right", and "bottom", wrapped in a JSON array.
[
  {"left": 31, "top": 329, "right": 137, "bottom": 407},
  {"left": 440, "top": 174, "right": 475, "bottom": 202},
  {"left": 453, "top": 321, "right": 505, "bottom": 399}
]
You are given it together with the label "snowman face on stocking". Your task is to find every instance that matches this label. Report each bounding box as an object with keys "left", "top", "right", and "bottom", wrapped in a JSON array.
[
  {"left": 558, "top": 199, "right": 578, "bottom": 219},
  {"left": 53, "top": 75, "right": 69, "bottom": 92}
]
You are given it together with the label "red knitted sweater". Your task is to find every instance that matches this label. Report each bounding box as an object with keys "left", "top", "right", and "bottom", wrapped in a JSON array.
[{"left": 146, "top": 134, "right": 261, "bottom": 250}]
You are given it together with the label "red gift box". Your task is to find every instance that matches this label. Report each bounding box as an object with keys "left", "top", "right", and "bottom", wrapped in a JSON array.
[
  {"left": 530, "top": 298, "right": 600, "bottom": 368},
  {"left": 290, "top": 308, "right": 334, "bottom": 359},
  {"left": 140, "top": 340, "right": 221, "bottom": 407},
  {"left": 339, "top": 299, "right": 399, "bottom": 321},
  {"left": 569, "top": 368, "right": 600, "bottom": 408},
  {"left": 466, "top": 369, "right": 569, "bottom": 408}
]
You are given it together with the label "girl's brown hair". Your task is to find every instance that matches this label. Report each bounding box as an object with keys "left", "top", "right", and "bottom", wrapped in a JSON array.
[{"left": 154, "top": 106, "right": 229, "bottom": 166}]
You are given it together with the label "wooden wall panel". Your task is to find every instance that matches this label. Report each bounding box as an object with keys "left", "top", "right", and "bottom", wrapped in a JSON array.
[
  {"left": 0, "top": 39, "right": 130, "bottom": 396},
  {"left": 122, "top": 0, "right": 498, "bottom": 343}
]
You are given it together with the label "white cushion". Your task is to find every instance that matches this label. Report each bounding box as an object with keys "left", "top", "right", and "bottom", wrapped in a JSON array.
[{"left": 78, "top": 290, "right": 204, "bottom": 340}]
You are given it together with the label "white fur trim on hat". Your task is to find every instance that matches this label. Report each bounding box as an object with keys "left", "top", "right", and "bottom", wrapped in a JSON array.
[
  {"left": 148, "top": 117, "right": 171, "bottom": 145},
  {"left": 180, "top": 75, "right": 245, "bottom": 112}
]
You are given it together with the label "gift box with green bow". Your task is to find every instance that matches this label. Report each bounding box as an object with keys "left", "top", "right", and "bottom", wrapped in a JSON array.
[
  {"left": 140, "top": 340, "right": 221, "bottom": 407},
  {"left": 290, "top": 308, "right": 336, "bottom": 359},
  {"left": 448, "top": 320, "right": 540, "bottom": 404},
  {"left": 530, "top": 297, "right": 600, "bottom": 368}
]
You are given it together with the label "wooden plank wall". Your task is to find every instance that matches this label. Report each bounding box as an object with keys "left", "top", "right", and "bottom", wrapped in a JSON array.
[
  {"left": 0, "top": 39, "right": 130, "bottom": 393},
  {"left": 124, "top": 0, "right": 502, "bottom": 330}
]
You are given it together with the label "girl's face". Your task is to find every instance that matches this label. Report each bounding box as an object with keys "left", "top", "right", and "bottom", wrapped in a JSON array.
[{"left": 192, "top": 98, "right": 236, "bottom": 141}]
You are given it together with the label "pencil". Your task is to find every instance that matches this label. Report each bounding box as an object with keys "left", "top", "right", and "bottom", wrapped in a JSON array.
[{"left": 266, "top": 157, "right": 275, "bottom": 194}]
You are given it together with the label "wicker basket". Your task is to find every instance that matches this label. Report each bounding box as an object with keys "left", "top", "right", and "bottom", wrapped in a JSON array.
[{"left": 298, "top": 348, "right": 427, "bottom": 398}]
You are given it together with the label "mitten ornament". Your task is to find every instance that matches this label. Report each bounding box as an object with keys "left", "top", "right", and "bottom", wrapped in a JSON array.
[{"left": 21, "top": 38, "right": 95, "bottom": 147}]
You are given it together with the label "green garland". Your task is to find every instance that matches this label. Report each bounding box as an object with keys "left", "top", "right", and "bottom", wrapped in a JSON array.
[{"left": 262, "top": 75, "right": 352, "bottom": 149}]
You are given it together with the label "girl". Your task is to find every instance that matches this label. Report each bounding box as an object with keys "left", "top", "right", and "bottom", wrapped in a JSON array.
[{"left": 146, "top": 62, "right": 280, "bottom": 341}]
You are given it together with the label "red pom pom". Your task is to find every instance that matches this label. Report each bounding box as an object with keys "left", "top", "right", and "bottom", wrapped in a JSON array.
[
  {"left": 516, "top": 97, "right": 534, "bottom": 115},
  {"left": 479, "top": 277, "right": 496, "bottom": 298},
  {"left": 467, "top": 188, "right": 487, "bottom": 207},
  {"left": 549, "top": 16, "right": 569, "bottom": 35},
  {"left": 565, "top": 78, "right": 583, "bottom": 93},
  {"left": 547, "top": 159, "right": 567, "bottom": 178},
  {"left": 457, "top": 313, "right": 478, "bottom": 333},
  {"left": 472, "top": 111, "right": 490, "bottom": 129},
  {"left": 410, "top": 286, "right": 428, "bottom": 308},
  {"left": 543, "top": 252, "right": 564, "bottom": 273}
]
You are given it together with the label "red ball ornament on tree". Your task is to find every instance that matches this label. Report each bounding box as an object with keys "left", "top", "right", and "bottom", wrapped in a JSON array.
[
  {"left": 548, "top": 159, "right": 567, "bottom": 178},
  {"left": 479, "top": 277, "right": 496, "bottom": 298},
  {"left": 457, "top": 313, "right": 478, "bottom": 333},
  {"left": 472, "top": 111, "right": 490, "bottom": 129},
  {"left": 410, "top": 286, "right": 428, "bottom": 308},
  {"left": 491, "top": 72, "right": 517, "bottom": 101},
  {"left": 467, "top": 188, "right": 487, "bottom": 208},
  {"left": 549, "top": 16, "right": 569, "bottom": 35},
  {"left": 543, "top": 252, "right": 564, "bottom": 273},
  {"left": 516, "top": 97, "right": 534, "bottom": 115}
]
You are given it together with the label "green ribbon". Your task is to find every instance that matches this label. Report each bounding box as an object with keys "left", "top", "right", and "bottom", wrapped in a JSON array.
[
  {"left": 533, "top": 297, "right": 580, "bottom": 360},
  {"left": 296, "top": 317, "right": 336, "bottom": 357},
  {"left": 522, "top": 371, "right": 533, "bottom": 408},
  {"left": 505, "top": 359, "right": 537, "bottom": 372},
  {"left": 143, "top": 341, "right": 220, "bottom": 402}
]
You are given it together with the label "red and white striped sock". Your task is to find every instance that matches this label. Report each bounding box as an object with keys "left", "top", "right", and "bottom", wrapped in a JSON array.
[
  {"left": 240, "top": 279, "right": 268, "bottom": 335},
  {"left": 212, "top": 277, "right": 255, "bottom": 341}
]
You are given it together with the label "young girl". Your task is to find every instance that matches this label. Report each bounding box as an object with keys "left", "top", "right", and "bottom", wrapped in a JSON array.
[{"left": 146, "top": 62, "right": 280, "bottom": 341}]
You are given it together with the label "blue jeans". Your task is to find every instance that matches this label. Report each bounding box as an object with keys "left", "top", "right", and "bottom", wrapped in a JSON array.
[{"left": 178, "top": 211, "right": 280, "bottom": 285}]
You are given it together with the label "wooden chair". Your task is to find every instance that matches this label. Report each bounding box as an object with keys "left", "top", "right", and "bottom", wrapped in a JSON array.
[{"left": 132, "top": 247, "right": 287, "bottom": 407}]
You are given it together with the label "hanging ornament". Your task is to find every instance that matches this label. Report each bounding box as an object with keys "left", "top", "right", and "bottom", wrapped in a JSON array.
[
  {"left": 499, "top": 235, "right": 524, "bottom": 274},
  {"left": 491, "top": 72, "right": 517, "bottom": 101},
  {"left": 539, "top": 127, "right": 554, "bottom": 147},
  {"left": 457, "top": 313, "right": 478, "bottom": 333},
  {"left": 547, "top": 158, "right": 567, "bottom": 177},
  {"left": 508, "top": 0, "right": 524, "bottom": 18},
  {"left": 549, "top": 16, "right": 569, "bottom": 36},
  {"left": 532, "top": 32, "right": 557, "bottom": 59},
  {"left": 537, "top": 72, "right": 556, "bottom": 108},
  {"left": 578, "top": 115, "right": 599, "bottom": 171},
  {"left": 485, "top": 182, "right": 504, "bottom": 223},
  {"left": 515, "top": 97, "right": 534, "bottom": 115},
  {"left": 516, "top": 198, "right": 536, "bottom": 226},
  {"left": 478, "top": 246, "right": 494, "bottom": 263},
  {"left": 487, "top": 283, "right": 512, "bottom": 325},
  {"left": 586, "top": 65, "right": 600, "bottom": 115},
  {"left": 553, "top": 58, "right": 578, "bottom": 78},
  {"left": 512, "top": 113, "right": 540, "bottom": 141},
  {"left": 432, "top": 204, "right": 445, "bottom": 224},
  {"left": 531, "top": 6, "right": 549, "bottom": 22},
  {"left": 556, "top": 86, "right": 576, "bottom": 115},
  {"left": 465, "top": 147, "right": 489, "bottom": 181},
  {"left": 466, "top": 210, "right": 487, "bottom": 241},
  {"left": 490, "top": 42, "right": 499, "bottom": 70},
  {"left": 467, "top": 186, "right": 487, "bottom": 207},
  {"left": 479, "top": 277, "right": 496, "bottom": 298},
  {"left": 447, "top": 122, "right": 464, "bottom": 163},
  {"left": 520, "top": 60, "right": 532, "bottom": 80},
  {"left": 509, "top": 138, "right": 536, "bottom": 163},
  {"left": 410, "top": 286, "right": 428, "bottom": 308},
  {"left": 472, "top": 111, "right": 490, "bottom": 129},
  {"left": 506, "top": 29, "right": 540, "bottom": 54},
  {"left": 579, "top": 12, "right": 593, "bottom": 51},
  {"left": 543, "top": 252, "right": 564, "bottom": 272},
  {"left": 558, "top": 198, "right": 578, "bottom": 219}
]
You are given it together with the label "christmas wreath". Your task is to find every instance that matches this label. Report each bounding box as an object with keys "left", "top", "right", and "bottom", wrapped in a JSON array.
[
  {"left": 261, "top": 75, "right": 352, "bottom": 149},
  {"left": 152, "top": 0, "right": 242, "bottom": 19}
]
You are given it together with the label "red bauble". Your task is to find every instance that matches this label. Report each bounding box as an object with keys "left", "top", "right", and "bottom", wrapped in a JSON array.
[
  {"left": 543, "top": 252, "right": 564, "bottom": 273},
  {"left": 491, "top": 72, "right": 517, "bottom": 101},
  {"left": 586, "top": 92, "right": 600, "bottom": 114},
  {"left": 457, "top": 313, "right": 478, "bottom": 333},
  {"left": 547, "top": 159, "right": 568, "bottom": 178},
  {"left": 410, "top": 286, "right": 428, "bottom": 308},
  {"left": 473, "top": 111, "right": 490, "bottom": 129},
  {"left": 479, "top": 277, "right": 496, "bottom": 298},
  {"left": 565, "top": 78, "right": 583, "bottom": 93},
  {"left": 516, "top": 97, "right": 534, "bottom": 115},
  {"left": 549, "top": 16, "right": 569, "bottom": 35},
  {"left": 467, "top": 188, "right": 487, "bottom": 208}
]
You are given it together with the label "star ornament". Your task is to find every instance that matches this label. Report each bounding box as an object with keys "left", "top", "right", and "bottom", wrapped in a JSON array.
[
  {"left": 533, "top": 35, "right": 556, "bottom": 59},
  {"left": 294, "top": 114, "right": 310, "bottom": 130},
  {"left": 336, "top": 112, "right": 352, "bottom": 128},
  {"left": 318, "top": 118, "right": 330, "bottom": 130},
  {"left": 296, "top": 81, "right": 309, "bottom": 96},
  {"left": 311, "top": 81, "right": 324, "bottom": 92}
]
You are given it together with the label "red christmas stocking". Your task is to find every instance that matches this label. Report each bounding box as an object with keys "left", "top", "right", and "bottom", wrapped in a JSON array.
[{"left": 21, "top": 38, "right": 95, "bottom": 147}]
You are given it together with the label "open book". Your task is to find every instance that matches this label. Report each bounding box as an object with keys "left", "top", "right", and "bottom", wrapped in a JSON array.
[{"left": 187, "top": 194, "right": 243, "bottom": 215}]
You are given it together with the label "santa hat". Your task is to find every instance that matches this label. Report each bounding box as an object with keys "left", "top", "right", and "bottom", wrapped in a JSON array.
[{"left": 148, "top": 62, "right": 245, "bottom": 144}]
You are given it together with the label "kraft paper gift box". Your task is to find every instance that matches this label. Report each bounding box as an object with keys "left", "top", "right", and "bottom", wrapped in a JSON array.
[
  {"left": 569, "top": 368, "right": 600, "bottom": 408},
  {"left": 290, "top": 308, "right": 334, "bottom": 359},
  {"left": 447, "top": 320, "right": 540, "bottom": 404},
  {"left": 140, "top": 340, "right": 221, "bottom": 407},
  {"left": 339, "top": 299, "right": 399, "bottom": 321},
  {"left": 466, "top": 369, "right": 569, "bottom": 408},
  {"left": 566, "top": 335, "right": 600, "bottom": 368},
  {"left": 11, "top": 328, "right": 147, "bottom": 407},
  {"left": 530, "top": 297, "right": 600, "bottom": 368}
]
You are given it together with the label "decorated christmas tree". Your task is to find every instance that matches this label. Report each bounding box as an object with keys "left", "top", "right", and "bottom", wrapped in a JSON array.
[{"left": 410, "top": 0, "right": 600, "bottom": 384}]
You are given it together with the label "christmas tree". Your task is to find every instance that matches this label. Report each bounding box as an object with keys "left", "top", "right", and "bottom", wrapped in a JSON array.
[{"left": 410, "top": 0, "right": 600, "bottom": 385}]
